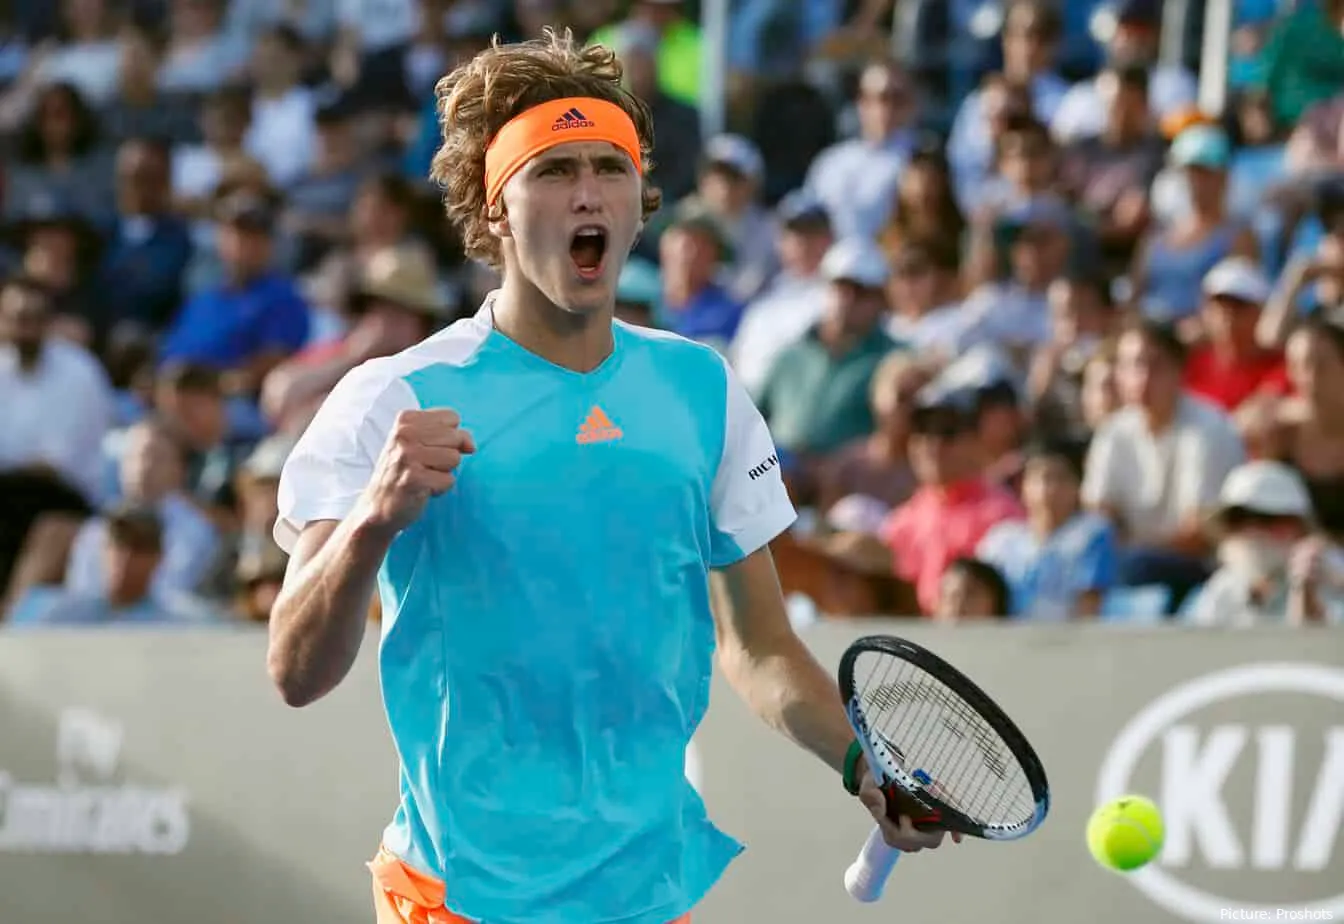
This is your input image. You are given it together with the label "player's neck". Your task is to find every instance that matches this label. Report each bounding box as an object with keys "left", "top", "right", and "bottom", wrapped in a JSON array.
[{"left": 493, "top": 277, "right": 615, "bottom": 373}]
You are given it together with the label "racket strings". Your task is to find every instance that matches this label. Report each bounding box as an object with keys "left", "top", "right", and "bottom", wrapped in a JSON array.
[{"left": 856, "top": 652, "right": 1035, "bottom": 828}]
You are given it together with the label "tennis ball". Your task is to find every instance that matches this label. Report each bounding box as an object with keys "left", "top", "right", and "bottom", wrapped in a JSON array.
[{"left": 1086, "top": 795, "right": 1164, "bottom": 872}]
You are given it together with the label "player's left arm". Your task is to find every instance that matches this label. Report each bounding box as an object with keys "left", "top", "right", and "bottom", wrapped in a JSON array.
[
  {"left": 705, "top": 370, "right": 953, "bottom": 850},
  {"left": 711, "top": 548, "right": 856, "bottom": 775},
  {"left": 704, "top": 364, "right": 863, "bottom": 776}
]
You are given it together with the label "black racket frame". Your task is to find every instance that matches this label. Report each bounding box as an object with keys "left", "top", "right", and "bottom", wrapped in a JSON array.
[{"left": 838, "top": 634, "right": 1051, "bottom": 839}]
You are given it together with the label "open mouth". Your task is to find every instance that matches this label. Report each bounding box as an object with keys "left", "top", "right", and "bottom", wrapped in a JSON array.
[{"left": 570, "top": 227, "right": 608, "bottom": 280}]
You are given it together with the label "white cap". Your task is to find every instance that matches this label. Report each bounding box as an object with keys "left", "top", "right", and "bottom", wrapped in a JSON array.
[
  {"left": 1216, "top": 461, "right": 1313, "bottom": 520},
  {"left": 820, "top": 237, "right": 889, "bottom": 288},
  {"left": 1203, "top": 256, "right": 1270, "bottom": 305},
  {"left": 703, "top": 134, "right": 764, "bottom": 183}
]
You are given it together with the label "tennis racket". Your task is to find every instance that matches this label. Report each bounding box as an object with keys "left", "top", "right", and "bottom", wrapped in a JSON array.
[{"left": 839, "top": 635, "right": 1050, "bottom": 902}]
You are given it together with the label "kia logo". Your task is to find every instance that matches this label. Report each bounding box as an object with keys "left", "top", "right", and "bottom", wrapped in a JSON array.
[{"left": 1096, "top": 664, "right": 1344, "bottom": 923}]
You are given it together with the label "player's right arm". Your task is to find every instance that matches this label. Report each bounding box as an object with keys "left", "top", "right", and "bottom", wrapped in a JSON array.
[{"left": 266, "top": 368, "right": 474, "bottom": 707}]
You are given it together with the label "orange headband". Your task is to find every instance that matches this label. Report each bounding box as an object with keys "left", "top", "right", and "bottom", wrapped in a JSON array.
[{"left": 483, "top": 97, "right": 644, "bottom": 207}]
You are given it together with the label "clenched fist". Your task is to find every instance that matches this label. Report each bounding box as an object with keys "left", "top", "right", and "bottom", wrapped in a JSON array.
[{"left": 362, "top": 409, "right": 476, "bottom": 534}]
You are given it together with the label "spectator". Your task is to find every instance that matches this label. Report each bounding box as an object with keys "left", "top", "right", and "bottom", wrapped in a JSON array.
[
  {"left": 974, "top": 377, "right": 1030, "bottom": 490},
  {"left": 953, "top": 73, "right": 1037, "bottom": 218},
  {"left": 4, "top": 82, "right": 115, "bottom": 224},
  {"left": 875, "top": 139, "right": 967, "bottom": 260},
  {"left": 812, "top": 351, "right": 934, "bottom": 517},
  {"left": 262, "top": 244, "right": 447, "bottom": 435},
  {"left": 977, "top": 439, "right": 1118, "bottom": 620},
  {"left": 1080, "top": 337, "right": 1121, "bottom": 434},
  {"left": 613, "top": 256, "right": 661, "bottom": 328},
  {"left": 610, "top": 18, "right": 700, "bottom": 204},
  {"left": 282, "top": 93, "right": 370, "bottom": 273},
  {"left": 1059, "top": 62, "right": 1165, "bottom": 277},
  {"left": 221, "top": 433, "right": 293, "bottom": 598},
  {"left": 1051, "top": 0, "right": 1196, "bottom": 144},
  {"left": 1083, "top": 320, "right": 1246, "bottom": 610},
  {"left": 1259, "top": 182, "right": 1344, "bottom": 347},
  {"left": 1226, "top": 89, "right": 1290, "bottom": 226},
  {"left": 883, "top": 239, "right": 969, "bottom": 362},
  {"left": 234, "top": 540, "right": 289, "bottom": 623},
  {"left": 1184, "top": 460, "right": 1340, "bottom": 625},
  {"left": 977, "top": 116, "right": 1062, "bottom": 221},
  {"left": 331, "top": 0, "right": 418, "bottom": 112},
  {"left": 7, "top": 204, "right": 104, "bottom": 345},
  {"left": 838, "top": 385, "right": 1025, "bottom": 615},
  {"left": 948, "top": 0, "right": 1069, "bottom": 212},
  {"left": 308, "top": 172, "right": 428, "bottom": 300},
  {"left": 102, "top": 19, "right": 200, "bottom": 146},
  {"left": 756, "top": 237, "right": 899, "bottom": 459},
  {"left": 150, "top": 361, "right": 250, "bottom": 509},
  {"left": 683, "top": 134, "right": 778, "bottom": 302},
  {"left": 159, "top": 186, "right": 311, "bottom": 393},
  {"left": 66, "top": 417, "right": 219, "bottom": 601},
  {"left": 657, "top": 203, "right": 743, "bottom": 353},
  {"left": 961, "top": 198, "right": 1073, "bottom": 357},
  {"left": 1029, "top": 273, "right": 1117, "bottom": 442},
  {"left": 0, "top": 274, "right": 112, "bottom": 528},
  {"left": 1260, "top": 0, "right": 1344, "bottom": 127},
  {"left": 34, "top": 0, "right": 124, "bottom": 107},
  {"left": 9, "top": 503, "right": 216, "bottom": 626},
  {"left": 172, "top": 85, "right": 259, "bottom": 222},
  {"left": 1284, "top": 90, "right": 1344, "bottom": 180},
  {"left": 805, "top": 58, "right": 919, "bottom": 241},
  {"left": 931, "top": 557, "right": 1012, "bottom": 622},
  {"left": 245, "top": 24, "right": 317, "bottom": 188},
  {"left": 1272, "top": 318, "right": 1344, "bottom": 543},
  {"left": 1131, "top": 125, "right": 1259, "bottom": 323},
  {"left": 590, "top": 0, "right": 702, "bottom": 106},
  {"left": 95, "top": 136, "right": 194, "bottom": 334},
  {"left": 159, "top": 0, "right": 250, "bottom": 94},
  {"left": 730, "top": 189, "right": 834, "bottom": 393},
  {"left": 1184, "top": 257, "right": 1289, "bottom": 412}
]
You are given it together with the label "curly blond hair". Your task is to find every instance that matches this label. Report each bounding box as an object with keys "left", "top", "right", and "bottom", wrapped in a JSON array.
[{"left": 430, "top": 28, "right": 662, "bottom": 269}]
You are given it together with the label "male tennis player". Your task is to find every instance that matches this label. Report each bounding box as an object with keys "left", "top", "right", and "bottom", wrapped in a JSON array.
[{"left": 268, "top": 29, "right": 952, "bottom": 924}]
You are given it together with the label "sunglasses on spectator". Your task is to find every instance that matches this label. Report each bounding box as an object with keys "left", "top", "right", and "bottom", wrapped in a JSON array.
[{"left": 1223, "top": 508, "right": 1304, "bottom": 532}]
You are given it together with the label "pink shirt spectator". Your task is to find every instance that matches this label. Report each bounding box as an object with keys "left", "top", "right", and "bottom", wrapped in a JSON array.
[{"left": 879, "top": 480, "right": 1026, "bottom": 614}]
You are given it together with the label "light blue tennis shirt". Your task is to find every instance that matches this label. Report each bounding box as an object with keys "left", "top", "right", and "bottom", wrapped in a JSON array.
[{"left": 275, "top": 297, "right": 796, "bottom": 923}]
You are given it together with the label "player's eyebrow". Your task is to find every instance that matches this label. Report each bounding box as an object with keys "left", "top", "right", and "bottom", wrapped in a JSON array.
[
  {"left": 592, "top": 153, "right": 633, "bottom": 172},
  {"left": 530, "top": 152, "right": 632, "bottom": 173}
]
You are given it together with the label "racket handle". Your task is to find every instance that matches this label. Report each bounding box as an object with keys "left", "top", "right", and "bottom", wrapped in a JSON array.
[{"left": 844, "top": 826, "right": 901, "bottom": 902}]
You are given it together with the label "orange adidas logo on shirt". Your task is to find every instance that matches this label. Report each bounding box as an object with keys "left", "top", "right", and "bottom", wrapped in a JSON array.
[{"left": 577, "top": 406, "right": 623, "bottom": 444}]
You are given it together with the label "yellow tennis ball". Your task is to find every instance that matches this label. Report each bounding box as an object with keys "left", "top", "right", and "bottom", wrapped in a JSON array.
[{"left": 1086, "top": 795, "right": 1164, "bottom": 872}]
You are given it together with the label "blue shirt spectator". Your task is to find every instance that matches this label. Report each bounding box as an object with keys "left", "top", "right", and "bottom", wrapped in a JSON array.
[
  {"left": 978, "top": 511, "right": 1118, "bottom": 619},
  {"left": 977, "top": 441, "right": 1117, "bottom": 619},
  {"left": 658, "top": 205, "right": 746, "bottom": 353},
  {"left": 159, "top": 190, "right": 310, "bottom": 371},
  {"left": 666, "top": 282, "right": 745, "bottom": 351},
  {"left": 161, "top": 271, "right": 309, "bottom": 368}
]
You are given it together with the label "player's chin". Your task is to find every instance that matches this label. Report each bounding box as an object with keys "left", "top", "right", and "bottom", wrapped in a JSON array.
[{"left": 555, "top": 271, "right": 616, "bottom": 314}]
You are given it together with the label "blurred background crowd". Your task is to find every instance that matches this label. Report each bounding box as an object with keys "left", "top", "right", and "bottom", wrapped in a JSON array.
[{"left": 3, "top": 0, "right": 1344, "bottom": 629}]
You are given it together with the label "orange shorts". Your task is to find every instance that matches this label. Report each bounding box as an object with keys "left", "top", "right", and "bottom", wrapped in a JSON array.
[{"left": 369, "top": 846, "right": 692, "bottom": 924}]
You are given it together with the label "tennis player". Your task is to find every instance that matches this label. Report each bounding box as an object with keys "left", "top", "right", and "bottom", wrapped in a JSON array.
[{"left": 267, "top": 29, "right": 952, "bottom": 924}]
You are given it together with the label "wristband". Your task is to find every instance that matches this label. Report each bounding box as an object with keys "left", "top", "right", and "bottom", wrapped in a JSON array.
[{"left": 842, "top": 740, "right": 865, "bottom": 795}]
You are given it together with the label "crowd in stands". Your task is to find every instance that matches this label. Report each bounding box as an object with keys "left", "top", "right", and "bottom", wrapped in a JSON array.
[{"left": 2, "top": 0, "right": 1344, "bottom": 628}]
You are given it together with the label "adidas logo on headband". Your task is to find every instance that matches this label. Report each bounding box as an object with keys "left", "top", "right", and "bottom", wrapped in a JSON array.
[{"left": 552, "top": 107, "right": 595, "bottom": 131}]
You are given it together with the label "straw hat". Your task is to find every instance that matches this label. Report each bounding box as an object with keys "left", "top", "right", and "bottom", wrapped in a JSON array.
[{"left": 351, "top": 244, "right": 446, "bottom": 318}]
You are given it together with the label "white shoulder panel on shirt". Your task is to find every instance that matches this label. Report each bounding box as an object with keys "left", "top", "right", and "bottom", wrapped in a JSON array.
[{"left": 273, "top": 313, "right": 492, "bottom": 551}]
